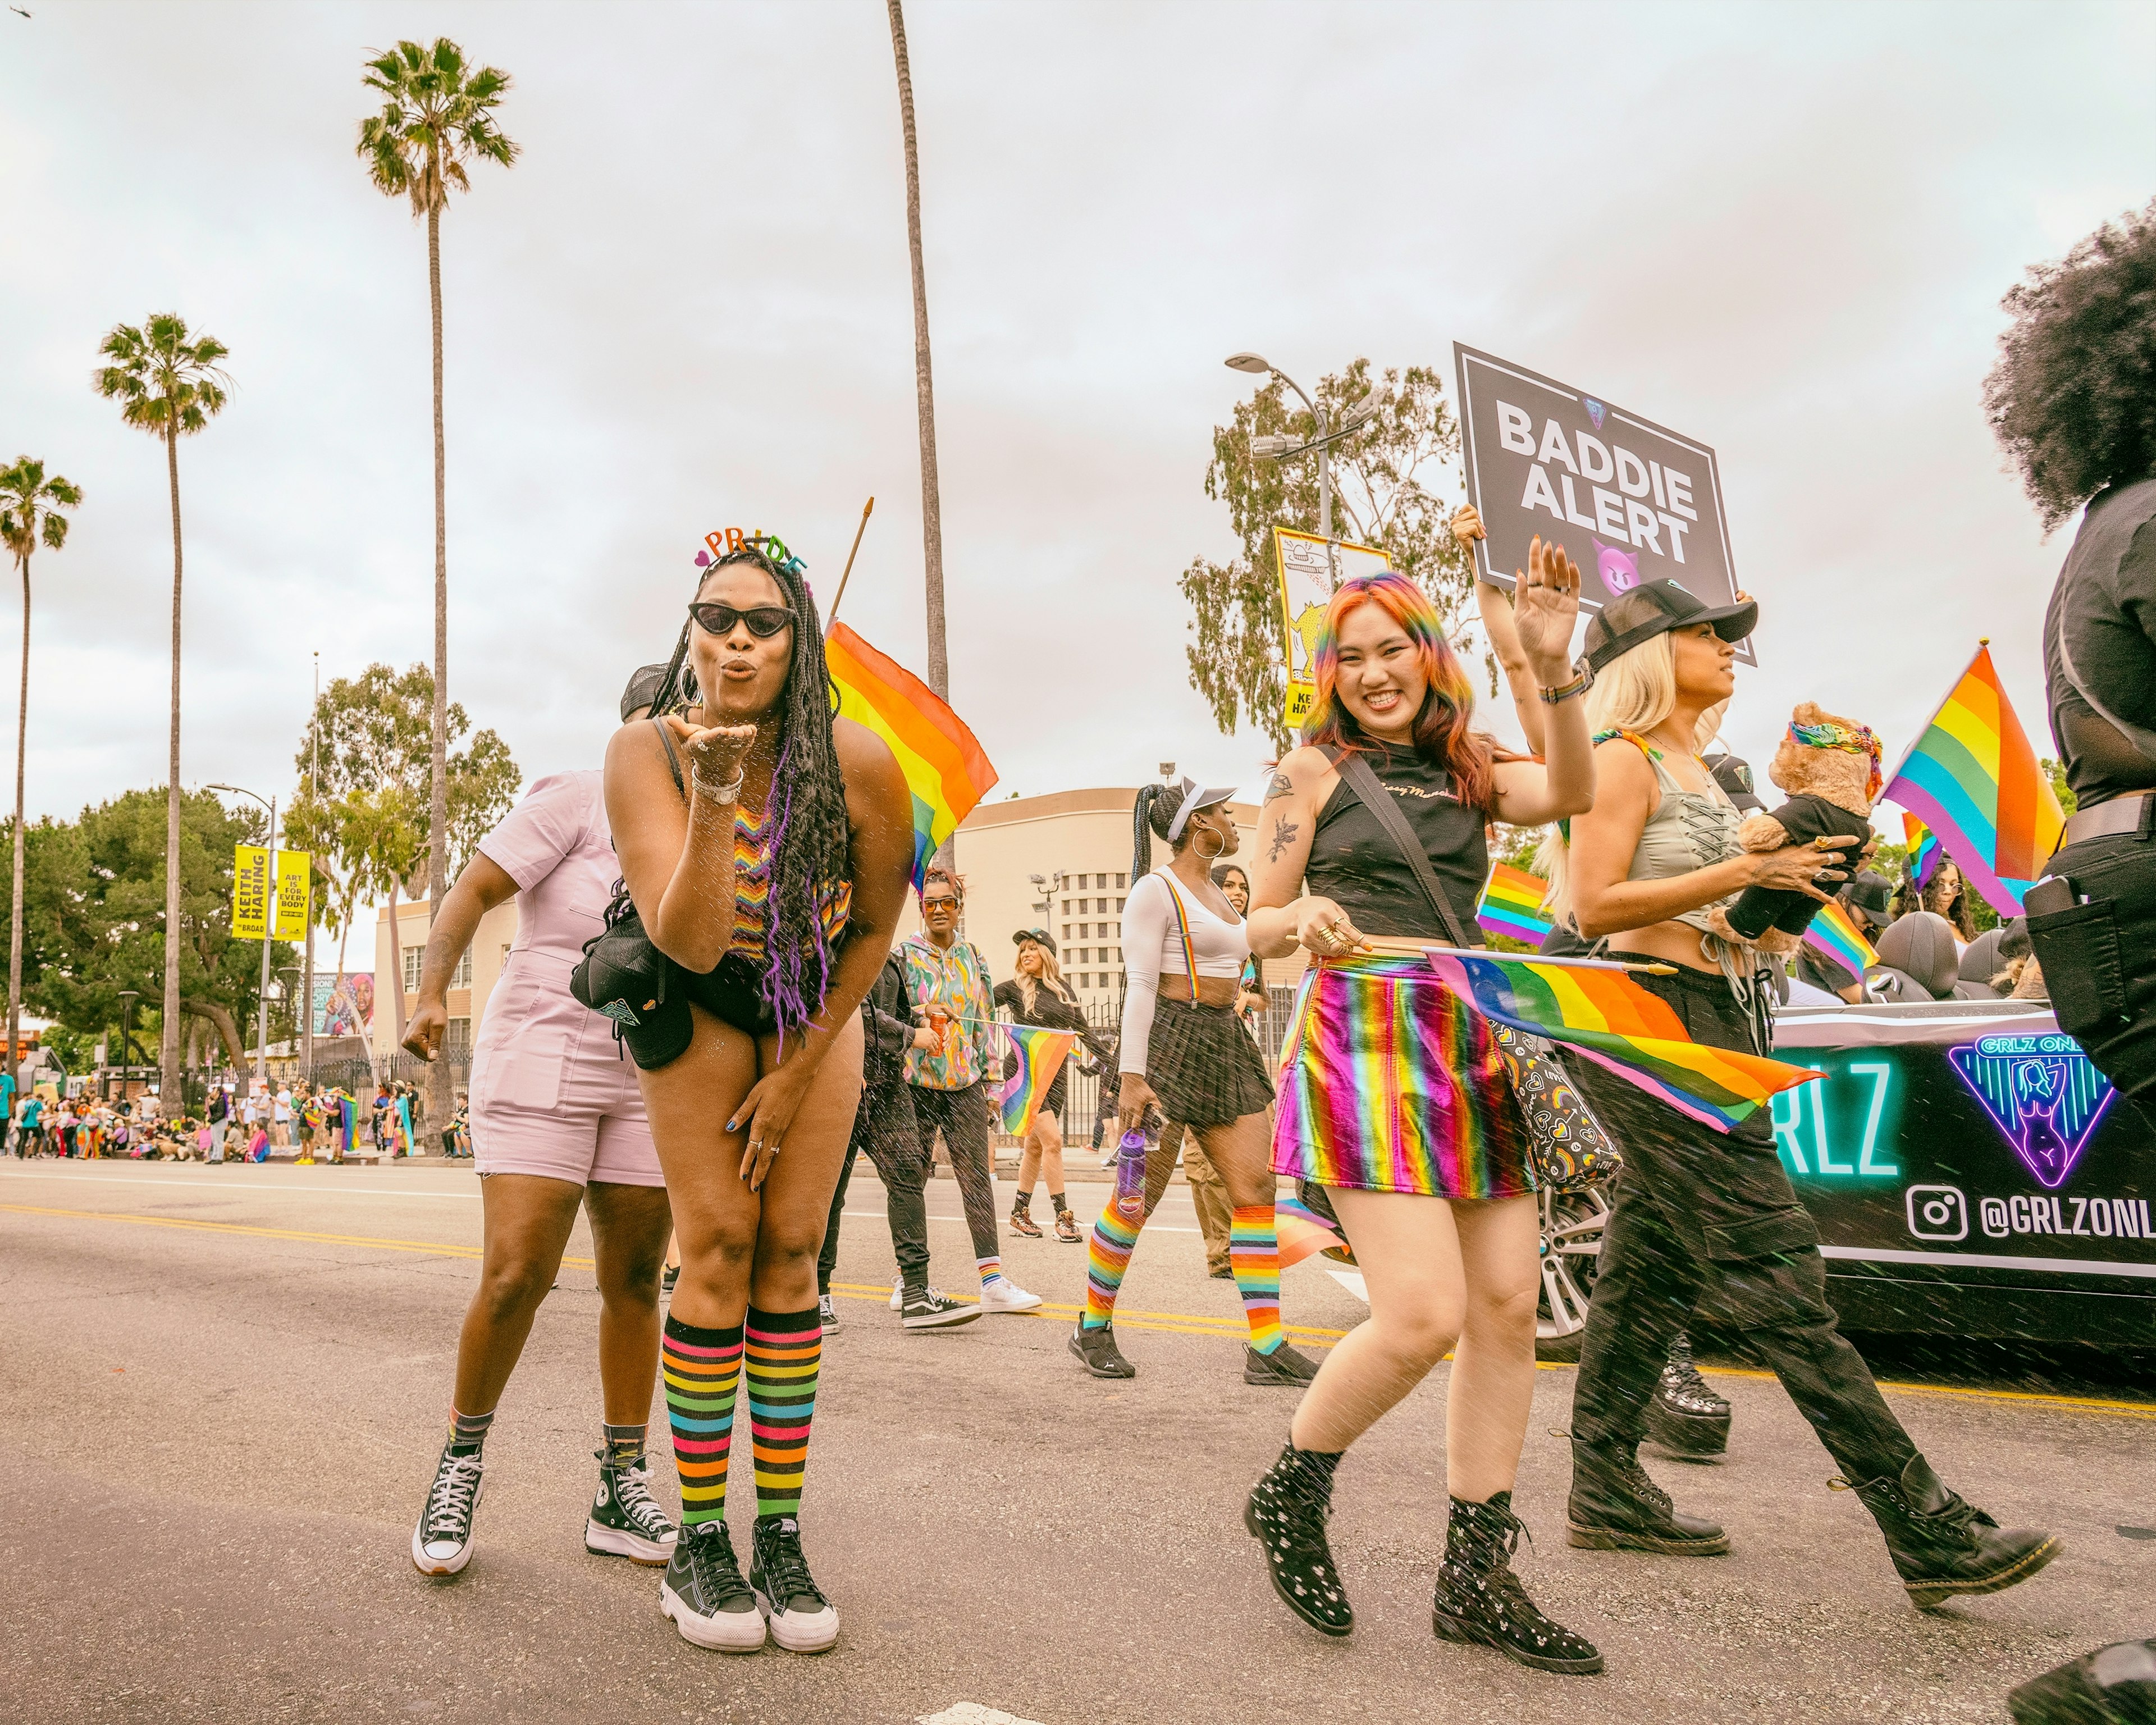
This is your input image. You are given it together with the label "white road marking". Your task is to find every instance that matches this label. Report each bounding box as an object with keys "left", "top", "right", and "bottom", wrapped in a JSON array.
[
  {"left": 918, "top": 1706, "right": 1048, "bottom": 1725},
  {"left": 0, "top": 1167, "right": 478, "bottom": 1200}
]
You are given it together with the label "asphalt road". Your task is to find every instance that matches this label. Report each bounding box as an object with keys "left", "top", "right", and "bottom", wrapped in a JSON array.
[{"left": 2, "top": 1157, "right": 2150, "bottom": 1725}]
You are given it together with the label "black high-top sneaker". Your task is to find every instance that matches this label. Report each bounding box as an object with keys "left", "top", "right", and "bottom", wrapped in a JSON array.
[
  {"left": 1645, "top": 1332, "right": 1732, "bottom": 1460},
  {"left": 1566, "top": 1436, "right": 1729, "bottom": 1554},
  {"left": 410, "top": 1444, "right": 487, "bottom": 1576},
  {"left": 2008, "top": 1637, "right": 2156, "bottom": 1723},
  {"left": 1431, "top": 1493, "right": 1603, "bottom": 1675},
  {"left": 1243, "top": 1341, "right": 1321, "bottom": 1386},
  {"left": 751, "top": 1515, "right": 839, "bottom": 1653},
  {"left": 901, "top": 1286, "right": 980, "bottom": 1330},
  {"left": 660, "top": 1521, "right": 765, "bottom": 1653},
  {"left": 1243, "top": 1443, "right": 1351, "bottom": 1637},
  {"left": 1840, "top": 1454, "right": 2061, "bottom": 1608},
  {"left": 584, "top": 1451, "right": 678, "bottom": 1564},
  {"left": 1068, "top": 1321, "right": 1137, "bottom": 1379}
]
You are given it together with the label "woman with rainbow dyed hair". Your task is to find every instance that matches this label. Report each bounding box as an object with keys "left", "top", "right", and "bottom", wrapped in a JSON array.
[
  {"left": 602, "top": 530, "right": 917, "bottom": 1655},
  {"left": 1241, "top": 540, "right": 1601, "bottom": 1673}
]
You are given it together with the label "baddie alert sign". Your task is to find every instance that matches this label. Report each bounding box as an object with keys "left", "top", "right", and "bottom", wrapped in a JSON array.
[{"left": 1453, "top": 344, "right": 1753, "bottom": 666}]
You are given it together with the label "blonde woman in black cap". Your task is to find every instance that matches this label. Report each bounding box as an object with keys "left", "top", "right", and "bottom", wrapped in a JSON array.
[
  {"left": 1549, "top": 579, "right": 2058, "bottom": 1610},
  {"left": 993, "top": 929, "right": 1094, "bottom": 1243}
]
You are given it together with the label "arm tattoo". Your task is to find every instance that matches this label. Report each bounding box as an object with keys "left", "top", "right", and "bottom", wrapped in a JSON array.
[
  {"left": 1266, "top": 816, "right": 1300, "bottom": 864},
  {"left": 1262, "top": 771, "right": 1295, "bottom": 805}
]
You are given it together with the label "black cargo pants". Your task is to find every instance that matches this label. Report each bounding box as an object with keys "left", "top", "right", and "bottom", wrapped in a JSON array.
[{"left": 817, "top": 1079, "right": 932, "bottom": 1296}]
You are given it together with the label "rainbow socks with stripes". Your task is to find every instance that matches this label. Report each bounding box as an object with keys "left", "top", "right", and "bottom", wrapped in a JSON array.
[
  {"left": 746, "top": 1306, "right": 821, "bottom": 1521},
  {"left": 1230, "top": 1204, "right": 1285, "bottom": 1355},
  {"left": 975, "top": 1254, "right": 1005, "bottom": 1293},
  {"left": 1081, "top": 1204, "right": 1143, "bottom": 1329},
  {"left": 446, "top": 1407, "right": 494, "bottom": 1457},
  {"left": 663, "top": 1314, "right": 742, "bottom": 1529}
]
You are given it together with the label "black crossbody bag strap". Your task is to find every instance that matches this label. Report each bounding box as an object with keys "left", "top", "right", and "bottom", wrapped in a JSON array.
[{"left": 1321, "top": 745, "right": 1484, "bottom": 950}]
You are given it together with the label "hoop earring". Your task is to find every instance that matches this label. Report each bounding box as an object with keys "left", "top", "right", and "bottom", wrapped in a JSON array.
[{"left": 1195, "top": 827, "right": 1225, "bottom": 860}]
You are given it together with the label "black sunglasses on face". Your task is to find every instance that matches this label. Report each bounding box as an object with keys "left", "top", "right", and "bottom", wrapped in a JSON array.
[{"left": 688, "top": 602, "right": 796, "bottom": 639}]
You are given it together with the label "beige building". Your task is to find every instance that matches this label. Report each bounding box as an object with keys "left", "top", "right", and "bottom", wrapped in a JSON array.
[{"left": 372, "top": 896, "right": 521, "bottom": 1059}]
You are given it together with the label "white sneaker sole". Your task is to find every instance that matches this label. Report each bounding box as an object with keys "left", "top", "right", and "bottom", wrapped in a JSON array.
[
  {"left": 661, "top": 1580, "right": 768, "bottom": 1652},
  {"left": 410, "top": 1477, "right": 485, "bottom": 1576},
  {"left": 584, "top": 1518, "right": 675, "bottom": 1565},
  {"left": 755, "top": 1587, "right": 839, "bottom": 1653}
]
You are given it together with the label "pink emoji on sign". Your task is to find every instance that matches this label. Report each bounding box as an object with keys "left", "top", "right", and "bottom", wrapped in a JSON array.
[{"left": 1592, "top": 537, "right": 1639, "bottom": 595}]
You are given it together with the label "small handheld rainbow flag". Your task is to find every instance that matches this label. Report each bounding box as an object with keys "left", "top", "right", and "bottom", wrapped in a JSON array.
[
  {"left": 1881, "top": 644, "right": 2063, "bottom": 915},
  {"left": 1802, "top": 898, "right": 1878, "bottom": 978},
  {"left": 1477, "top": 862, "right": 1554, "bottom": 944},
  {"left": 826, "top": 620, "right": 999, "bottom": 890},
  {"left": 994, "top": 1024, "right": 1078, "bottom": 1137},
  {"left": 1275, "top": 1193, "right": 1355, "bottom": 1270},
  {"left": 1902, "top": 812, "right": 1942, "bottom": 891},
  {"left": 1422, "top": 950, "right": 1821, "bottom": 1134}
]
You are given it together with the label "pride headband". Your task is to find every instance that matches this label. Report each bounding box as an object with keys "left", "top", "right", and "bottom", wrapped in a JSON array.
[
  {"left": 1788, "top": 718, "right": 1883, "bottom": 802},
  {"left": 696, "top": 527, "right": 806, "bottom": 575}
]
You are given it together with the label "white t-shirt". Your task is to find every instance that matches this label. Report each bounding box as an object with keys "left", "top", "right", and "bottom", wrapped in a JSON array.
[{"left": 274, "top": 1089, "right": 292, "bottom": 1122}]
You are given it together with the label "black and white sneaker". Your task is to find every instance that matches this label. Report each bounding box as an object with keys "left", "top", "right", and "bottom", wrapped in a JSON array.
[
  {"left": 819, "top": 1292, "right": 840, "bottom": 1332},
  {"left": 584, "top": 1454, "right": 679, "bottom": 1565},
  {"left": 661, "top": 1263, "right": 679, "bottom": 1298},
  {"left": 410, "top": 1445, "right": 486, "bottom": 1576},
  {"left": 901, "top": 1288, "right": 980, "bottom": 1331},
  {"left": 660, "top": 1521, "right": 766, "bottom": 1652},
  {"left": 751, "top": 1514, "right": 839, "bottom": 1653}
]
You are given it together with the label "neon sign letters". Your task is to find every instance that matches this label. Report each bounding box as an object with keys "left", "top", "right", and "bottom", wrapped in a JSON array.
[
  {"left": 1946, "top": 1033, "right": 2115, "bottom": 1191},
  {"left": 1771, "top": 1057, "right": 1899, "bottom": 1178}
]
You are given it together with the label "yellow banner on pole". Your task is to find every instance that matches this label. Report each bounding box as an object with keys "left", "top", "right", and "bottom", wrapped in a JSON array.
[
  {"left": 232, "top": 846, "right": 271, "bottom": 940},
  {"left": 274, "top": 851, "right": 310, "bottom": 942},
  {"left": 1273, "top": 527, "right": 1391, "bottom": 731}
]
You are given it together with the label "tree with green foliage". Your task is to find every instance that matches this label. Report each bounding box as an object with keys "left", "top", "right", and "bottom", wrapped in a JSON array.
[
  {"left": 19, "top": 787, "right": 291, "bottom": 1076},
  {"left": 357, "top": 36, "right": 519, "bottom": 1017},
  {"left": 1179, "top": 359, "right": 1476, "bottom": 752},
  {"left": 1, "top": 455, "right": 81, "bottom": 1080},
  {"left": 92, "top": 312, "right": 231, "bottom": 1099}
]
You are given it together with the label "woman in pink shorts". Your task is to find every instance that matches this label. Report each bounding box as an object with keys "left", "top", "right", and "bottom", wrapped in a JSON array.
[{"left": 403, "top": 671, "right": 680, "bottom": 1580}]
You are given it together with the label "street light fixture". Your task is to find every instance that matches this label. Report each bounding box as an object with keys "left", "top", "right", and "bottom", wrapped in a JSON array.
[
  {"left": 1224, "top": 353, "right": 1376, "bottom": 546},
  {"left": 209, "top": 782, "right": 280, "bottom": 1090}
]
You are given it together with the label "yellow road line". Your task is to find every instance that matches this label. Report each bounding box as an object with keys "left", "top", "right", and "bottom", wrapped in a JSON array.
[{"left": 13, "top": 1202, "right": 2153, "bottom": 1419}]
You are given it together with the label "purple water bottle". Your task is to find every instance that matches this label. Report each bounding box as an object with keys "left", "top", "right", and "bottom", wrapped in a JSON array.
[{"left": 1112, "top": 1129, "right": 1148, "bottom": 1223}]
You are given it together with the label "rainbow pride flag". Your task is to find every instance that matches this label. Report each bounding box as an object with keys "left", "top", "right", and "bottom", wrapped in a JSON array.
[
  {"left": 1802, "top": 898, "right": 1878, "bottom": 978},
  {"left": 994, "top": 1024, "right": 1077, "bottom": 1137},
  {"left": 1275, "top": 1193, "right": 1354, "bottom": 1270},
  {"left": 1881, "top": 644, "right": 2063, "bottom": 915},
  {"left": 1477, "top": 862, "right": 1554, "bottom": 944},
  {"left": 826, "top": 620, "right": 999, "bottom": 889},
  {"left": 1423, "top": 950, "right": 1821, "bottom": 1134},
  {"left": 1902, "top": 812, "right": 1942, "bottom": 891}
]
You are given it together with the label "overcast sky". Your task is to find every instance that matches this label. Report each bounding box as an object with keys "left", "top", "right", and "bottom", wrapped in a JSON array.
[{"left": 5, "top": 2, "right": 2153, "bottom": 901}]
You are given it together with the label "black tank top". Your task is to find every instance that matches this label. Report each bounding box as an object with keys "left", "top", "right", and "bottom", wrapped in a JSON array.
[{"left": 1304, "top": 745, "right": 1489, "bottom": 940}]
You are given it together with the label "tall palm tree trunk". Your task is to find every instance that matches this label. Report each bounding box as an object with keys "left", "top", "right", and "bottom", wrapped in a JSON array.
[
  {"left": 424, "top": 198, "right": 450, "bottom": 1137},
  {"left": 162, "top": 426, "right": 185, "bottom": 1101},
  {"left": 886, "top": 0, "right": 953, "bottom": 868},
  {"left": 7, "top": 553, "right": 28, "bottom": 1090}
]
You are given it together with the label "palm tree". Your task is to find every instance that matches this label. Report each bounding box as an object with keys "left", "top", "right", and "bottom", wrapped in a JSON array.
[
  {"left": 94, "top": 316, "right": 230, "bottom": 1101},
  {"left": 0, "top": 457, "right": 81, "bottom": 1087},
  {"left": 886, "top": 1, "right": 953, "bottom": 865},
  {"left": 357, "top": 36, "right": 517, "bottom": 1130}
]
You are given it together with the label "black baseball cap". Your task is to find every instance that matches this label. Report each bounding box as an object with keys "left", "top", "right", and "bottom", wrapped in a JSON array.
[
  {"left": 1704, "top": 752, "right": 1764, "bottom": 813},
  {"left": 1845, "top": 869, "right": 1895, "bottom": 926},
  {"left": 620, "top": 663, "right": 670, "bottom": 723},
  {"left": 1012, "top": 928, "right": 1058, "bottom": 955},
  {"left": 1583, "top": 579, "right": 1757, "bottom": 674}
]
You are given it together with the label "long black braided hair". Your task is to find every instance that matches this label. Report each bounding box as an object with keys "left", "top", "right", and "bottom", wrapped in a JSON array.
[
  {"left": 647, "top": 537, "right": 853, "bottom": 1038},
  {"left": 1129, "top": 780, "right": 1193, "bottom": 886}
]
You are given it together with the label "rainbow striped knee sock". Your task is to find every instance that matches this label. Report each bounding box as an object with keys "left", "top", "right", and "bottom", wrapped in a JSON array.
[
  {"left": 746, "top": 1305, "right": 821, "bottom": 1520},
  {"left": 1230, "top": 1204, "right": 1284, "bottom": 1355},
  {"left": 1081, "top": 1204, "right": 1143, "bottom": 1329},
  {"left": 663, "top": 1313, "right": 742, "bottom": 1529}
]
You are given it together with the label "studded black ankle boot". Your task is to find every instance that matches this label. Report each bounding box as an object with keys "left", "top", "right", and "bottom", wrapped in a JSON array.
[
  {"left": 1430, "top": 1492, "right": 1602, "bottom": 1676},
  {"left": 1243, "top": 1443, "right": 1351, "bottom": 1637},
  {"left": 1645, "top": 1331, "right": 1731, "bottom": 1460},
  {"left": 1567, "top": 1437, "right": 1729, "bottom": 1555},
  {"left": 1840, "top": 1454, "right": 2061, "bottom": 1608}
]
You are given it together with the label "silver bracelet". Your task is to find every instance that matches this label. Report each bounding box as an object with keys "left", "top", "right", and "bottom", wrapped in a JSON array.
[{"left": 692, "top": 768, "right": 744, "bottom": 803}]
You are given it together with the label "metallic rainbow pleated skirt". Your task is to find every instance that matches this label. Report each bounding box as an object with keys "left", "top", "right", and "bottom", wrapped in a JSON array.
[{"left": 1271, "top": 954, "right": 1538, "bottom": 1199}]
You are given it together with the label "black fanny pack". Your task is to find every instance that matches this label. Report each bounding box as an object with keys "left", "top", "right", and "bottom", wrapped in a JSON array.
[{"left": 570, "top": 886, "right": 696, "bottom": 1070}]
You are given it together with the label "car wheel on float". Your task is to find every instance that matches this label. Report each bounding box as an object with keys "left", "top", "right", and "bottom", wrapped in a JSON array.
[{"left": 1536, "top": 1178, "right": 1612, "bottom": 1362}]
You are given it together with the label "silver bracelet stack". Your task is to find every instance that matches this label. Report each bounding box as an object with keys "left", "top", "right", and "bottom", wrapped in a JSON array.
[{"left": 693, "top": 769, "right": 744, "bottom": 803}]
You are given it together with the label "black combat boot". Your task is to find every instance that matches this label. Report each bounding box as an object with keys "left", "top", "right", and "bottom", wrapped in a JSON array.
[
  {"left": 1840, "top": 1453, "right": 2061, "bottom": 1608},
  {"left": 1645, "top": 1331, "right": 1731, "bottom": 1460},
  {"left": 1243, "top": 1443, "right": 1351, "bottom": 1636},
  {"left": 1566, "top": 1436, "right": 1729, "bottom": 1555},
  {"left": 1430, "top": 1492, "right": 1602, "bottom": 1675},
  {"left": 2008, "top": 1638, "right": 2156, "bottom": 1723}
]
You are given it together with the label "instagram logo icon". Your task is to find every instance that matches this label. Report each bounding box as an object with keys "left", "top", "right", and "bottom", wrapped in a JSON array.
[{"left": 1905, "top": 1185, "right": 1969, "bottom": 1242}]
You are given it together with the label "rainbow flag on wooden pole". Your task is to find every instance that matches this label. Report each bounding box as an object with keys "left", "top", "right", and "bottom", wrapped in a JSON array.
[
  {"left": 1422, "top": 948, "right": 1821, "bottom": 1134},
  {"left": 825, "top": 620, "right": 998, "bottom": 889},
  {"left": 1881, "top": 642, "right": 2063, "bottom": 915},
  {"left": 1477, "top": 862, "right": 1554, "bottom": 944},
  {"left": 993, "top": 1025, "right": 1078, "bottom": 1137}
]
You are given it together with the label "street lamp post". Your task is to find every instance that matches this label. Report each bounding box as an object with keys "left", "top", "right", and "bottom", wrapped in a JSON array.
[
  {"left": 1225, "top": 352, "right": 1381, "bottom": 564},
  {"left": 210, "top": 783, "right": 278, "bottom": 1092},
  {"left": 117, "top": 988, "right": 138, "bottom": 1101}
]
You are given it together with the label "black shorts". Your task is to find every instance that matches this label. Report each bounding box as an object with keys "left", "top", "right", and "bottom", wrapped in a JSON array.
[
  {"left": 619, "top": 953, "right": 778, "bottom": 1071},
  {"left": 1145, "top": 997, "right": 1273, "bottom": 1128}
]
